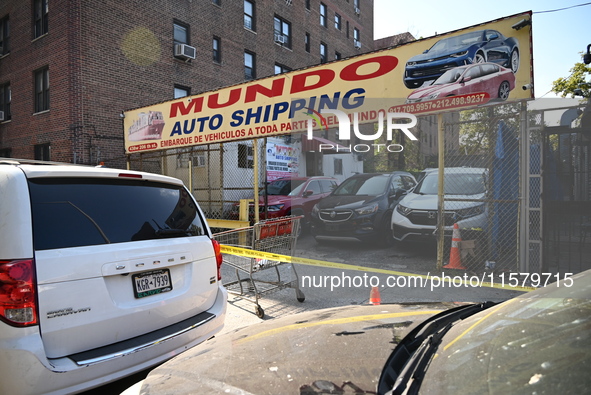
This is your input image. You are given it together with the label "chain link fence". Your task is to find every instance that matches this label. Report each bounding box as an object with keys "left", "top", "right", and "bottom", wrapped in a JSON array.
[
  {"left": 128, "top": 141, "right": 264, "bottom": 226},
  {"left": 126, "top": 101, "right": 591, "bottom": 277},
  {"left": 436, "top": 103, "right": 522, "bottom": 273}
]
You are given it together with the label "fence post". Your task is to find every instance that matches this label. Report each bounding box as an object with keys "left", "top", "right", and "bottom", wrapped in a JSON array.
[{"left": 436, "top": 113, "right": 445, "bottom": 271}]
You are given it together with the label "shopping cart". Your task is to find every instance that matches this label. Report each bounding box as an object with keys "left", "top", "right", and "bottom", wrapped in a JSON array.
[{"left": 213, "top": 216, "right": 305, "bottom": 318}]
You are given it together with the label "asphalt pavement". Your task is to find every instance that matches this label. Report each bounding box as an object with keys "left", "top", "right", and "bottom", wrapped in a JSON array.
[{"left": 86, "top": 232, "right": 526, "bottom": 394}]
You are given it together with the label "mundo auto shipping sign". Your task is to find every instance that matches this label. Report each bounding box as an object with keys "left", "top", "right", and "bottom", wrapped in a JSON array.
[{"left": 123, "top": 12, "right": 532, "bottom": 154}]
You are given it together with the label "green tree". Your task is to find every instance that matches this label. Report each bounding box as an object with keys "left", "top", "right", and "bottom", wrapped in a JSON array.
[{"left": 552, "top": 60, "right": 591, "bottom": 98}]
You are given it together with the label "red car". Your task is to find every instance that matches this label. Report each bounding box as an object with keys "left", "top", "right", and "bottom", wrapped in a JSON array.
[
  {"left": 406, "top": 62, "right": 515, "bottom": 103},
  {"left": 229, "top": 176, "right": 339, "bottom": 230}
]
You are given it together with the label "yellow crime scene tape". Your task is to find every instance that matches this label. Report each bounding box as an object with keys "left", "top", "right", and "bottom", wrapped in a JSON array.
[{"left": 219, "top": 245, "right": 536, "bottom": 292}]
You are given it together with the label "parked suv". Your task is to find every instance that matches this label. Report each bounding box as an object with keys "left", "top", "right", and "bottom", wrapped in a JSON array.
[
  {"left": 0, "top": 159, "right": 227, "bottom": 395},
  {"left": 310, "top": 172, "right": 417, "bottom": 246},
  {"left": 392, "top": 167, "right": 488, "bottom": 242},
  {"left": 230, "top": 176, "right": 338, "bottom": 230}
]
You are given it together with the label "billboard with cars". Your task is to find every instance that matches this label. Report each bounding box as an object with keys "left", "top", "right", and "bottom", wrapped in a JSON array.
[{"left": 123, "top": 12, "right": 532, "bottom": 154}]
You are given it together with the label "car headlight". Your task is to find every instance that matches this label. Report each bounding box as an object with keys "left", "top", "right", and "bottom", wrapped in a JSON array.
[
  {"left": 266, "top": 204, "right": 285, "bottom": 212},
  {"left": 396, "top": 204, "right": 412, "bottom": 217},
  {"left": 450, "top": 50, "right": 468, "bottom": 58},
  {"left": 355, "top": 203, "right": 379, "bottom": 215},
  {"left": 455, "top": 204, "right": 485, "bottom": 220},
  {"left": 406, "top": 61, "right": 417, "bottom": 66},
  {"left": 426, "top": 93, "right": 440, "bottom": 100}
]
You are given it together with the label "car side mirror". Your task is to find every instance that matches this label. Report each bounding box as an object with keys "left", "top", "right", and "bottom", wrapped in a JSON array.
[{"left": 303, "top": 190, "right": 313, "bottom": 197}]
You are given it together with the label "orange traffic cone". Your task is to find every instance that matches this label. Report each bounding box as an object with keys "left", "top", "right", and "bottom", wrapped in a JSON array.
[
  {"left": 445, "top": 223, "right": 467, "bottom": 270},
  {"left": 369, "top": 286, "right": 381, "bottom": 305}
]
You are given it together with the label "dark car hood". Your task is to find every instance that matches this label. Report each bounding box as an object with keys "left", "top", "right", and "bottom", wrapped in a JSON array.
[
  {"left": 407, "top": 43, "right": 473, "bottom": 63},
  {"left": 130, "top": 304, "right": 452, "bottom": 395},
  {"left": 317, "top": 194, "right": 382, "bottom": 210}
]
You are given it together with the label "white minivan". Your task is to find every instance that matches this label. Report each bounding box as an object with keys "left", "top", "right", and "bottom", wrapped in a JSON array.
[{"left": 0, "top": 159, "right": 227, "bottom": 395}]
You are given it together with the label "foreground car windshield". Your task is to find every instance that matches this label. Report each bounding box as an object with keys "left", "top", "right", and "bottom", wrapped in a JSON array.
[
  {"left": 419, "top": 273, "right": 591, "bottom": 394},
  {"left": 333, "top": 175, "right": 389, "bottom": 196},
  {"left": 416, "top": 172, "right": 486, "bottom": 195}
]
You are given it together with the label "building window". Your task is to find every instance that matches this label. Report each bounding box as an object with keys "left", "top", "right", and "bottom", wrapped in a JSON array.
[
  {"left": 0, "top": 83, "right": 10, "bottom": 121},
  {"left": 213, "top": 36, "right": 221, "bottom": 63},
  {"left": 238, "top": 143, "right": 254, "bottom": 168},
  {"left": 244, "top": 51, "right": 255, "bottom": 80},
  {"left": 34, "top": 67, "right": 49, "bottom": 113},
  {"left": 334, "top": 13, "right": 341, "bottom": 30},
  {"left": 173, "top": 21, "right": 189, "bottom": 45},
  {"left": 273, "top": 16, "right": 291, "bottom": 48},
  {"left": 34, "top": 0, "right": 48, "bottom": 38},
  {"left": 334, "top": 158, "right": 343, "bottom": 175},
  {"left": 354, "top": 28, "right": 360, "bottom": 47},
  {"left": 346, "top": 20, "right": 349, "bottom": 38},
  {"left": 335, "top": 51, "right": 341, "bottom": 60},
  {"left": 212, "top": 0, "right": 221, "bottom": 5},
  {"left": 320, "top": 42, "right": 327, "bottom": 63},
  {"left": 305, "top": 0, "right": 310, "bottom": 10},
  {"left": 244, "top": 0, "right": 255, "bottom": 31},
  {"left": 274, "top": 64, "right": 291, "bottom": 75},
  {"left": 0, "top": 16, "right": 9, "bottom": 56},
  {"left": 174, "top": 85, "right": 190, "bottom": 99},
  {"left": 320, "top": 3, "right": 327, "bottom": 27},
  {"left": 353, "top": 0, "right": 360, "bottom": 14},
  {"left": 34, "top": 143, "right": 50, "bottom": 161},
  {"left": 305, "top": 32, "right": 310, "bottom": 53}
]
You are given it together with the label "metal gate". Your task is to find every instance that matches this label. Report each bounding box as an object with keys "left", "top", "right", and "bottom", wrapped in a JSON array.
[{"left": 541, "top": 102, "right": 591, "bottom": 276}]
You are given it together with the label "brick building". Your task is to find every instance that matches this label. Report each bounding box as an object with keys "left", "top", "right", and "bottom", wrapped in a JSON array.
[{"left": 0, "top": 0, "right": 374, "bottom": 167}]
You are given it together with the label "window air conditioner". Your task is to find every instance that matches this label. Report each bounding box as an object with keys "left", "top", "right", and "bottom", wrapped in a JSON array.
[
  {"left": 174, "top": 44, "right": 196, "bottom": 60},
  {"left": 274, "top": 34, "right": 287, "bottom": 44},
  {"left": 354, "top": 40, "right": 361, "bottom": 49},
  {"left": 354, "top": 6, "right": 360, "bottom": 15}
]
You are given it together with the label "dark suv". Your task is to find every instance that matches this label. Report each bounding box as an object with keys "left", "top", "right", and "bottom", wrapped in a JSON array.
[{"left": 310, "top": 172, "right": 417, "bottom": 246}]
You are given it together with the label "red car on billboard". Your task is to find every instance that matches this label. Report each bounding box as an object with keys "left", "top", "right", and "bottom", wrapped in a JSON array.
[{"left": 406, "top": 62, "right": 516, "bottom": 103}]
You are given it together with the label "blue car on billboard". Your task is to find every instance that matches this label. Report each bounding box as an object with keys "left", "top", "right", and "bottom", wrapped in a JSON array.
[{"left": 404, "top": 29, "right": 519, "bottom": 89}]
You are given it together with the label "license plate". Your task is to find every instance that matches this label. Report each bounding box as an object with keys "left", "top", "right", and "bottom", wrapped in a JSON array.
[
  {"left": 132, "top": 269, "right": 173, "bottom": 299},
  {"left": 326, "top": 223, "right": 340, "bottom": 231}
]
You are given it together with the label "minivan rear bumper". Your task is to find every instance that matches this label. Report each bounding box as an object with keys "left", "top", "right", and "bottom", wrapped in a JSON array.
[{"left": 0, "top": 285, "right": 227, "bottom": 395}]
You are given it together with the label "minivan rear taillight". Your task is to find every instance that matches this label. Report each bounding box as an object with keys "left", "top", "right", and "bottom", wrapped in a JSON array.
[
  {"left": 211, "top": 240, "right": 223, "bottom": 281},
  {"left": 0, "top": 259, "right": 38, "bottom": 327}
]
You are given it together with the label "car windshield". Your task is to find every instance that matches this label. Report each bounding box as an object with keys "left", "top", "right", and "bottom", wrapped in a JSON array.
[
  {"left": 415, "top": 172, "right": 486, "bottom": 195},
  {"left": 332, "top": 175, "right": 389, "bottom": 196},
  {"left": 288, "top": 182, "right": 306, "bottom": 196},
  {"left": 419, "top": 273, "right": 591, "bottom": 394},
  {"left": 429, "top": 31, "right": 483, "bottom": 52},
  {"left": 434, "top": 67, "right": 468, "bottom": 84},
  {"left": 261, "top": 179, "right": 306, "bottom": 196}
]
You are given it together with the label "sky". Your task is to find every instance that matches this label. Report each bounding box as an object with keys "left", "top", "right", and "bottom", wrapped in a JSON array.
[{"left": 373, "top": 0, "right": 591, "bottom": 99}]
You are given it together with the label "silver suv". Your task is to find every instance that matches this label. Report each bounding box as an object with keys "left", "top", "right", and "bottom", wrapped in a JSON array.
[
  {"left": 0, "top": 159, "right": 227, "bottom": 395},
  {"left": 392, "top": 167, "right": 488, "bottom": 241}
]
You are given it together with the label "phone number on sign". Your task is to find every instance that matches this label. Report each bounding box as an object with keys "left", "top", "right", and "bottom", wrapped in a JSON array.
[{"left": 389, "top": 93, "right": 490, "bottom": 114}]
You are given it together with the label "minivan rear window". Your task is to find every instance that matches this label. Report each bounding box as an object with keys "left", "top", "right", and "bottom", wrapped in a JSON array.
[{"left": 28, "top": 178, "right": 207, "bottom": 250}]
